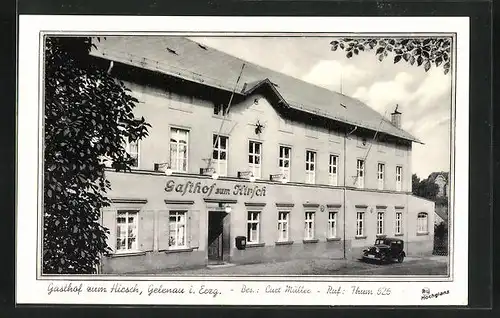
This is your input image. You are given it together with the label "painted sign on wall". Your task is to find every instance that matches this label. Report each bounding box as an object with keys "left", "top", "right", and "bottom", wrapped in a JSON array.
[{"left": 164, "top": 180, "right": 267, "bottom": 199}]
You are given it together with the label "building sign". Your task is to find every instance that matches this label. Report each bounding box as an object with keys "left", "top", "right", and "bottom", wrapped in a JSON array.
[{"left": 164, "top": 180, "right": 267, "bottom": 199}]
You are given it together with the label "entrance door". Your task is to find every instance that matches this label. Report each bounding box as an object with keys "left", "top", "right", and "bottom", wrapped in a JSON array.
[{"left": 208, "top": 212, "right": 227, "bottom": 264}]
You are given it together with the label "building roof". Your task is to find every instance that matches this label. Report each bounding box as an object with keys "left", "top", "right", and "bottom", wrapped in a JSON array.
[{"left": 90, "top": 36, "right": 421, "bottom": 143}]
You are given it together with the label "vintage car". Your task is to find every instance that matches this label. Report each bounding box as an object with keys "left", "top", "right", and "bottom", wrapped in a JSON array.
[{"left": 361, "top": 237, "right": 406, "bottom": 263}]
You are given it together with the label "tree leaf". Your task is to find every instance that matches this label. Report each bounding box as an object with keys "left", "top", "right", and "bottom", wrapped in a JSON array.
[
  {"left": 417, "top": 56, "right": 424, "bottom": 66},
  {"left": 346, "top": 51, "right": 353, "bottom": 58},
  {"left": 378, "top": 54, "right": 384, "bottom": 62},
  {"left": 394, "top": 55, "right": 402, "bottom": 64},
  {"left": 424, "top": 60, "right": 431, "bottom": 72},
  {"left": 376, "top": 47, "right": 384, "bottom": 55}
]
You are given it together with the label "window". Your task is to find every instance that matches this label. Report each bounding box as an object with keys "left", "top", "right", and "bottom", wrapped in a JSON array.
[
  {"left": 247, "top": 211, "right": 260, "bottom": 243},
  {"left": 212, "top": 135, "right": 228, "bottom": 176},
  {"left": 169, "top": 211, "right": 187, "bottom": 248},
  {"left": 305, "top": 150, "right": 316, "bottom": 184},
  {"left": 356, "top": 159, "right": 365, "bottom": 188},
  {"left": 328, "top": 211, "right": 337, "bottom": 238},
  {"left": 329, "top": 155, "right": 338, "bottom": 186},
  {"left": 170, "top": 128, "right": 189, "bottom": 172},
  {"left": 377, "top": 212, "right": 385, "bottom": 235},
  {"left": 248, "top": 141, "right": 262, "bottom": 179},
  {"left": 304, "top": 211, "right": 315, "bottom": 239},
  {"left": 214, "top": 103, "right": 228, "bottom": 116},
  {"left": 417, "top": 212, "right": 428, "bottom": 233},
  {"left": 396, "top": 166, "right": 403, "bottom": 191},
  {"left": 116, "top": 211, "right": 138, "bottom": 252},
  {"left": 356, "top": 212, "right": 365, "bottom": 237},
  {"left": 277, "top": 211, "right": 290, "bottom": 242},
  {"left": 124, "top": 140, "right": 139, "bottom": 168},
  {"left": 279, "top": 146, "right": 291, "bottom": 181},
  {"left": 395, "top": 212, "right": 403, "bottom": 235},
  {"left": 377, "top": 163, "right": 385, "bottom": 190}
]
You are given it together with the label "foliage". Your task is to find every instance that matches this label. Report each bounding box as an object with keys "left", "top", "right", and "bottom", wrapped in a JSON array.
[
  {"left": 44, "top": 37, "right": 150, "bottom": 274},
  {"left": 331, "top": 38, "right": 452, "bottom": 74},
  {"left": 412, "top": 173, "right": 439, "bottom": 200}
]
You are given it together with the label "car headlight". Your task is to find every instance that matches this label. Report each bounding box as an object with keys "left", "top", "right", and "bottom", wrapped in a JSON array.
[{"left": 375, "top": 247, "right": 380, "bottom": 253}]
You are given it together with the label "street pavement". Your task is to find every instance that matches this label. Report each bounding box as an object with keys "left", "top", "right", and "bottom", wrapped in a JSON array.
[{"left": 140, "top": 255, "right": 449, "bottom": 276}]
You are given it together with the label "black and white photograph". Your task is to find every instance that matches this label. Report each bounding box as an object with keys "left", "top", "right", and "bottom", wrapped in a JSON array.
[{"left": 16, "top": 16, "right": 469, "bottom": 306}]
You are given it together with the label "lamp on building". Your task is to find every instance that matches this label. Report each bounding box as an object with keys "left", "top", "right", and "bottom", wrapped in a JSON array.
[
  {"left": 219, "top": 202, "right": 232, "bottom": 213},
  {"left": 200, "top": 167, "right": 218, "bottom": 179},
  {"left": 270, "top": 173, "right": 287, "bottom": 184},
  {"left": 154, "top": 162, "right": 172, "bottom": 176},
  {"left": 237, "top": 171, "right": 255, "bottom": 182}
]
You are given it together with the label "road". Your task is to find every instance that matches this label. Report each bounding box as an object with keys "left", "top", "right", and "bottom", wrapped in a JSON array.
[{"left": 141, "top": 255, "right": 449, "bottom": 276}]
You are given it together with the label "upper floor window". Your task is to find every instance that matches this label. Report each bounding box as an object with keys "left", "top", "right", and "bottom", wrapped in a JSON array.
[
  {"left": 356, "top": 159, "right": 365, "bottom": 188},
  {"left": 248, "top": 141, "right": 262, "bottom": 179},
  {"left": 279, "top": 116, "right": 293, "bottom": 133},
  {"left": 170, "top": 128, "right": 189, "bottom": 172},
  {"left": 396, "top": 166, "right": 403, "bottom": 191},
  {"left": 305, "top": 150, "right": 316, "bottom": 184},
  {"left": 377, "top": 163, "right": 385, "bottom": 190},
  {"left": 124, "top": 140, "right": 140, "bottom": 168},
  {"left": 417, "top": 212, "right": 428, "bottom": 234},
  {"left": 212, "top": 135, "right": 228, "bottom": 176},
  {"left": 214, "top": 103, "right": 229, "bottom": 116},
  {"left": 116, "top": 210, "right": 138, "bottom": 252},
  {"left": 329, "top": 155, "right": 338, "bottom": 186},
  {"left": 279, "top": 146, "right": 291, "bottom": 182}
]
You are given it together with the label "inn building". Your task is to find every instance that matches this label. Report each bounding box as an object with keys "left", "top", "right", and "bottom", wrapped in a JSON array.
[{"left": 89, "top": 36, "right": 435, "bottom": 274}]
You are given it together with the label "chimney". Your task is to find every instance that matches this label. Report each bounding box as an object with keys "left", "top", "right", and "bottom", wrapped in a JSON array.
[{"left": 391, "top": 104, "right": 402, "bottom": 128}]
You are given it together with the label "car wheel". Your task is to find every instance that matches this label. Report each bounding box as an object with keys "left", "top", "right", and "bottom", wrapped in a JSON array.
[{"left": 397, "top": 255, "right": 404, "bottom": 263}]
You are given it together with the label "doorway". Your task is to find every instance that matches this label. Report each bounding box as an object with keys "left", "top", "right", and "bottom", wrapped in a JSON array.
[{"left": 208, "top": 211, "right": 229, "bottom": 264}]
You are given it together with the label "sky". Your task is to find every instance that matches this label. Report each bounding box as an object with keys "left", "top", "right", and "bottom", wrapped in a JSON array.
[{"left": 190, "top": 36, "right": 451, "bottom": 179}]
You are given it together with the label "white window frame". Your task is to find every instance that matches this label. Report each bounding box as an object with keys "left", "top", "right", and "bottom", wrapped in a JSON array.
[
  {"left": 168, "top": 211, "right": 187, "bottom": 249},
  {"left": 248, "top": 141, "right": 262, "bottom": 179},
  {"left": 124, "top": 139, "right": 140, "bottom": 168},
  {"left": 277, "top": 211, "right": 290, "bottom": 242},
  {"left": 356, "top": 211, "right": 365, "bottom": 237},
  {"left": 116, "top": 210, "right": 139, "bottom": 253},
  {"left": 304, "top": 211, "right": 315, "bottom": 239},
  {"left": 377, "top": 163, "right": 385, "bottom": 190},
  {"left": 356, "top": 159, "right": 365, "bottom": 188},
  {"left": 247, "top": 211, "right": 261, "bottom": 244},
  {"left": 328, "top": 211, "right": 338, "bottom": 238},
  {"left": 396, "top": 166, "right": 403, "bottom": 191},
  {"left": 376, "top": 211, "right": 385, "bottom": 235},
  {"left": 279, "top": 146, "right": 292, "bottom": 182},
  {"left": 212, "top": 134, "right": 228, "bottom": 176},
  {"left": 417, "top": 212, "right": 428, "bottom": 234},
  {"left": 329, "top": 154, "right": 339, "bottom": 186},
  {"left": 305, "top": 150, "right": 316, "bottom": 184},
  {"left": 395, "top": 211, "right": 403, "bottom": 235},
  {"left": 170, "top": 127, "right": 189, "bottom": 173}
]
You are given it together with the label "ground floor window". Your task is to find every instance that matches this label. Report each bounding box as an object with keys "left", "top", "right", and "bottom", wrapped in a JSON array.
[
  {"left": 417, "top": 212, "right": 428, "bottom": 233},
  {"left": 247, "top": 211, "right": 260, "bottom": 243},
  {"left": 328, "top": 211, "right": 337, "bottom": 238},
  {"left": 356, "top": 212, "right": 365, "bottom": 237},
  {"left": 395, "top": 211, "right": 403, "bottom": 234},
  {"left": 277, "top": 211, "right": 289, "bottom": 242},
  {"left": 376, "top": 212, "right": 385, "bottom": 235},
  {"left": 169, "top": 211, "right": 187, "bottom": 248},
  {"left": 304, "top": 211, "right": 315, "bottom": 239},
  {"left": 116, "top": 210, "right": 138, "bottom": 252}
]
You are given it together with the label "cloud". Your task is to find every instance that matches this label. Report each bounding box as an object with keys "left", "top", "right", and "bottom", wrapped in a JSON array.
[{"left": 301, "top": 60, "right": 368, "bottom": 92}]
